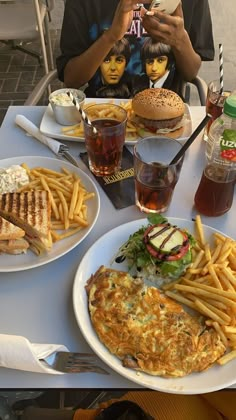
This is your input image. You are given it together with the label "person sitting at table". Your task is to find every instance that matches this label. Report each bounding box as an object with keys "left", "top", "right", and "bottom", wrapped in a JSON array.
[
  {"left": 18, "top": 389, "right": 236, "bottom": 419},
  {"left": 56, "top": 0, "right": 214, "bottom": 98},
  {"left": 131, "top": 38, "right": 175, "bottom": 96}
]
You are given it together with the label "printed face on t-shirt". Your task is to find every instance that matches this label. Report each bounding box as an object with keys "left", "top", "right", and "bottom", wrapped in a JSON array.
[
  {"left": 100, "top": 54, "right": 127, "bottom": 84},
  {"left": 145, "top": 55, "right": 168, "bottom": 82}
]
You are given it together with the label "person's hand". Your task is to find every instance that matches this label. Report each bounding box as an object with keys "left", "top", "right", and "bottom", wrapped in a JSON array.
[
  {"left": 141, "top": 4, "right": 186, "bottom": 49},
  {"left": 106, "top": 0, "right": 141, "bottom": 43}
]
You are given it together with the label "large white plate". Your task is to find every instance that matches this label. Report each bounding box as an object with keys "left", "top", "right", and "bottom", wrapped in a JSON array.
[
  {"left": 0, "top": 156, "right": 100, "bottom": 272},
  {"left": 40, "top": 99, "right": 192, "bottom": 145},
  {"left": 73, "top": 218, "right": 236, "bottom": 394}
]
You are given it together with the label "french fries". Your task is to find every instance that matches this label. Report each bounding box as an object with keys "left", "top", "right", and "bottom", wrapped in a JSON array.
[
  {"left": 61, "top": 100, "right": 139, "bottom": 141},
  {"left": 19, "top": 164, "right": 95, "bottom": 242},
  {"left": 165, "top": 214, "right": 236, "bottom": 365}
]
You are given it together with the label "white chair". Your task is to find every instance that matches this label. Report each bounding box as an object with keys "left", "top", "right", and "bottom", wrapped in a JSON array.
[{"left": 0, "top": 0, "right": 55, "bottom": 76}]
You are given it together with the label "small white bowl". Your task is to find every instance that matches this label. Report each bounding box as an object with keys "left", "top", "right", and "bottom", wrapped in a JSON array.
[{"left": 49, "top": 88, "right": 86, "bottom": 126}]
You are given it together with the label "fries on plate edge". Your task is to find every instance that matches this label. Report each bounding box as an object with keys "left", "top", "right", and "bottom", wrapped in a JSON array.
[{"left": 162, "top": 214, "right": 236, "bottom": 366}]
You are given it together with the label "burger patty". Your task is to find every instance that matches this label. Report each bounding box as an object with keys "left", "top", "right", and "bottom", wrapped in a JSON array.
[{"left": 138, "top": 114, "right": 183, "bottom": 131}]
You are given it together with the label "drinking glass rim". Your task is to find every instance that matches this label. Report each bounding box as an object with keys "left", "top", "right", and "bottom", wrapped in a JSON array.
[
  {"left": 208, "top": 80, "right": 231, "bottom": 95},
  {"left": 84, "top": 102, "right": 127, "bottom": 125},
  {"left": 133, "top": 136, "right": 184, "bottom": 167}
]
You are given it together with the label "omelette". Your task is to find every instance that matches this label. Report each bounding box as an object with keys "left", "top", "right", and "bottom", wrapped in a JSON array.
[{"left": 86, "top": 266, "right": 226, "bottom": 377}]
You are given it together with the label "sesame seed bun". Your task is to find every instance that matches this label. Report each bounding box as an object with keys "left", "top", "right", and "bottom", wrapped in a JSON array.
[
  {"left": 132, "top": 88, "right": 185, "bottom": 120},
  {"left": 132, "top": 88, "right": 185, "bottom": 134}
]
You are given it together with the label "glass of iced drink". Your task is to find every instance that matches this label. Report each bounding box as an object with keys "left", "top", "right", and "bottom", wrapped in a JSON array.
[
  {"left": 133, "top": 136, "right": 184, "bottom": 213},
  {"left": 203, "top": 80, "right": 230, "bottom": 141},
  {"left": 83, "top": 103, "right": 127, "bottom": 176}
]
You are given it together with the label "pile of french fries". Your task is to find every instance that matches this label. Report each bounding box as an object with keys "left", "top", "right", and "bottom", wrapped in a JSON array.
[
  {"left": 18, "top": 164, "right": 95, "bottom": 243},
  {"left": 163, "top": 215, "right": 236, "bottom": 366},
  {"left": 61, "top": 100, "right": 139, "bottom": 140}
]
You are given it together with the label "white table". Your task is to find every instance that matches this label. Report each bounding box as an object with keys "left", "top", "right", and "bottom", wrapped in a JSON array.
[{"left": 0, "top": 106, "right": 235, "bottom": 389}]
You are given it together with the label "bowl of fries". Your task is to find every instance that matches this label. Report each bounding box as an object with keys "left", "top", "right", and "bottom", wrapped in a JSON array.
[{"left": 49, "top": 88, "right": 86, "bottom": 126}]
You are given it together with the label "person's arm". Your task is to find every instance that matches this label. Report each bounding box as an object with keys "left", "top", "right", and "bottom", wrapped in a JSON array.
[
  {"left": 141, "top": 4, "right": 201, "bottom": 82},
  {"left": 63, "top": 0, "right": 140, "bottom": 88}
]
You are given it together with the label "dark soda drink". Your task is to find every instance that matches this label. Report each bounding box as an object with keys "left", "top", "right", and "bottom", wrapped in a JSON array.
[
  {"left": 206, "top": 97, "right": 224, "bottom": 134},
  {"left": 206, "top": 91, "right": 230, "bottom": 135},
  {"left": 135, "top": 163, "right": 178, "bottom": 213},
  {"left": 194, "top": 165, "right": 235, "bottom": 216},
  {"left": 84, "top": 118, "right": 126, "bottom": 176}
]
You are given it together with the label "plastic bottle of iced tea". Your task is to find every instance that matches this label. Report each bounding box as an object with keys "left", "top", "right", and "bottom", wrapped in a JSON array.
[{"left": 194, "top": 95, "right": 236, "bottom": 216}]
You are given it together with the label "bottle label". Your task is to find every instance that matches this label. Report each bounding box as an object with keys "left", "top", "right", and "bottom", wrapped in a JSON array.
[{"left": 220, "top": 129, "right": 236, "bottom": 161}]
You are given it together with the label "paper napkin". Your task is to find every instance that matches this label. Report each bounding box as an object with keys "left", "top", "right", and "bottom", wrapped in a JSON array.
[
  {"left": 15, "top": 114, "right": 66, "bottom": 156},
  {"left": 0, "top": 334, "right": 68, "bottom": 374}
]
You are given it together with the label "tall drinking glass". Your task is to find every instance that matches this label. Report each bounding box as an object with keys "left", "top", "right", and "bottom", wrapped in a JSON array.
[
  {"left": 134, "top": 136, "right": 184, "bottom": 213},
  {"left": 83, "top": 103, "right": 127, "bottom": 176},
  {"left": 203, "top": 80, "right": 230, "bottom": 141}
]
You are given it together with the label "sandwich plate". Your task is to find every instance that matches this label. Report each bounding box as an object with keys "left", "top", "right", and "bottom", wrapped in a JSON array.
[
  {"left": 0, "top": 156, "right": 100, "bottom": 272},
  {"left": 73, "top": 218, "right": 236, "bottom": 394},
  {"left": 40, "top": 99, "right": 192, "bottom": 145}
]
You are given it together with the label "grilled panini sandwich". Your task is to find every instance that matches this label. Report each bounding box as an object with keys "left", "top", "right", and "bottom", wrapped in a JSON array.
[
  {"left": 86, "top": 266, "right": 226, "bottom": 377},
  {"left": 0, "top": 190, "right": 52, "bottom": 255},
  {"left": 0, "top": 215, "right": 29, "bottom": 255}
]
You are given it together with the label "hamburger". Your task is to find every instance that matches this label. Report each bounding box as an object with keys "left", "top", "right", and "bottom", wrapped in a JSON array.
[{"left": 132, "top": 88, "right": 185, "bottom": 138}]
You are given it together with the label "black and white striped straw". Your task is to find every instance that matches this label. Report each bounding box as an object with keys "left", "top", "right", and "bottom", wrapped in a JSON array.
[
  {"left": 219, "top": 43, "right": 224, "bottom": 95},
  {"left": 67, "top": 91, "right": 97, "bottom": 134}
]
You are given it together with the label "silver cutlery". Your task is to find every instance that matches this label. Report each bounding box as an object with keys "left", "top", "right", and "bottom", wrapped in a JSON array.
[
  {"left": 41, "top": 351, "right": 109, "bottom": 374},
  {"left": 57, "top": 144, "right": 80, "bottom": 168},
  {"left": 15, "top": 114, "right": 81, "bottom": 169}
]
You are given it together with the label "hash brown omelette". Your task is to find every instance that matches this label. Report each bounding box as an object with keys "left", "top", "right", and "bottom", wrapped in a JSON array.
[{"left": 86, "top": 266, "right": 226, "bottom": 377}]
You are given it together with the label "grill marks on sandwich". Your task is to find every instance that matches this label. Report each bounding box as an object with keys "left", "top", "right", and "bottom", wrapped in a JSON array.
[
  {"left": 0, "top": 216, "right": 21, "bottom": 235},
  {"left": 0, "top": 191, "right": 51, "bottom": 255},
  {"left": 0, "top": 191, "right": 50, "bottom": 239}
]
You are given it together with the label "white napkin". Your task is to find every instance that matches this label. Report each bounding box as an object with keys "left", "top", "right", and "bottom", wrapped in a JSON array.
[
  {"left": 0, "top": 334, "right": 68, "bottom": 374},
  {"left": 15, "top": 114, "right": 65, "bottom": 155}
]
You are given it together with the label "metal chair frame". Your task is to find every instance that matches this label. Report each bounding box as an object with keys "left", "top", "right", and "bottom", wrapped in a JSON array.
[
  {"left": 0, "top": 0, "right": 55, "bottom": 75},
  {"left": 24, "top": 70, "right": 207, "bottom": 106}
]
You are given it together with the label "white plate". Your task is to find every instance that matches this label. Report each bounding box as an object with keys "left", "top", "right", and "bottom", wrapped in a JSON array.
[
  {"left": 73, "top": 218, "right": 236, "bottom": 394},
  {"left": 0, "top": 156, "right": 100, "bottom": 272},
  {"left": 40, "top": 99, "right": 192, "bottom": 145}
]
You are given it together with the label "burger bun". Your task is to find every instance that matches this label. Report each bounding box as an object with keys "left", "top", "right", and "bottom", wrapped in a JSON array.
[{"left": 132, "top": 88, "right": 185, "bottom": 135}]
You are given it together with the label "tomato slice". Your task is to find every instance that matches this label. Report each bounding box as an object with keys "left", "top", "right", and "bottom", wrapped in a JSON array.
[{"left": 143, "top": 224, "right": 190, "bottom": 261}]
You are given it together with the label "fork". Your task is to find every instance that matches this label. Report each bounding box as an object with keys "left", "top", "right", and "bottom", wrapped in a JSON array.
[
  {"left": 41, "top": 351, "right": 109, "bottom": 374},
  {"left": 58, "top": 144, "right": 81, "bottom": 168}
]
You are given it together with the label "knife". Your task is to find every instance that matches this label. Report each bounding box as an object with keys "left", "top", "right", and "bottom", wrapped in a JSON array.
[{"left": 15, "top": 115, "right": 81, "bottom": 168}]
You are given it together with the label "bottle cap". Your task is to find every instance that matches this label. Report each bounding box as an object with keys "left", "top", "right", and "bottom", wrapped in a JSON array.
[{"left": 224, "top": 95, "right": 236, "bottom": 118}]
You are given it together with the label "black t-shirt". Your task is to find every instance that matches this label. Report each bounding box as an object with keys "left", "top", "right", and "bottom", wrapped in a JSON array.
[{"left": 56, "top": 0, "right": 214, "bottom": 98}]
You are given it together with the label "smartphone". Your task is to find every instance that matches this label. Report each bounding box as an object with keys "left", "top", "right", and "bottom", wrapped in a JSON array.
[{"left": 149, "top": 0, "right": 180, "bottom": 14}]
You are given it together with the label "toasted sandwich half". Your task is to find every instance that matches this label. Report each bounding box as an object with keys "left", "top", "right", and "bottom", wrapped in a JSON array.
[
  {"left": 0, "top": 215, "right": 29, "bottom": 255},
  {"left": 0, "top": 190, "right": 52, "bottom": 255}
]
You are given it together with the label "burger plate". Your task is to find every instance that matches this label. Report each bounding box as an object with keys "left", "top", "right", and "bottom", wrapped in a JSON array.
[{"left": 40, "top": 99, "right": 192, "bottom": 145}]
